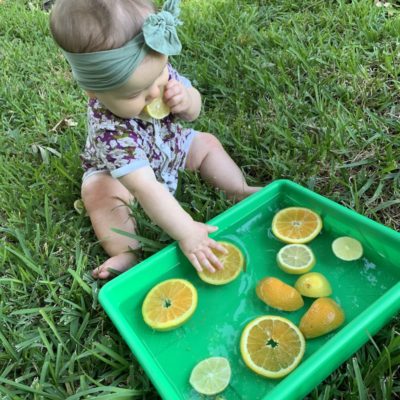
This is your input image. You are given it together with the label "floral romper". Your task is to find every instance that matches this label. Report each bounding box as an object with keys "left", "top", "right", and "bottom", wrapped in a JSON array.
[{"left": 81, "top": 64, "right": 197, "bottom": 194}]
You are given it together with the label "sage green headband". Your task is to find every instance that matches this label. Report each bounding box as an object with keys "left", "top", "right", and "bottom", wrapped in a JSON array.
[{"left": 62, "top": 0, "right": 182, "bottom": 92}]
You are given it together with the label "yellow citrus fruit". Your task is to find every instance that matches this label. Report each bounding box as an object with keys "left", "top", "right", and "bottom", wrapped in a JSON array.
[
  {"left": 142, "top": 279, "right": 197, "bottom": 331},
  {"left": 73, "top": 199, "right": 86, "bottom": 215},
  {"left": 294, "top": 272, "right": 332, "bottom": 298},
  {"left": 144, "top": 93, "right": 170, "bottom": 119},
  {"left": 299, "top": 297, "right": 345, "bottom": 339},
  {"left": 198, "top": 242, "right": 244, "bottom": 285},
  {"left": 256, "top": 277, "right": 304, "bottom": 311},
  {"left": 332, "top": 236, "right": 363, "bottom": 261},
  {"left": 189, "top": 357, "right": 231, "bottom": 395},
  {"left": 277, "top": 244, "right": 316, "bottom": 274},
  {"left": 272, "top": 207, "right": 323, "bottom": 244},
  {"left": 240, "top": 315, "right": 306, "bottom": 378}
]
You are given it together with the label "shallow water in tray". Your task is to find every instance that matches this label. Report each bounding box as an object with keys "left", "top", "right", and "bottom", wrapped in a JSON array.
[{"left": 119, "top": 203, "right": 400, "bottom": 400}]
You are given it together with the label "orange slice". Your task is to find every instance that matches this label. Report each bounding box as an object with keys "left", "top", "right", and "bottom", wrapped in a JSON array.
[
  {"left": 240, "top": 316, "right": 305, "bottom": 379},
  {"left": 198, "top": 242, "right": 244, "bottom": 285},
  {"left": 142, "top": 279, "right": 197, "bottom": 331},
  {"left": 272, "top": 207, "right": 322, "bottom": 244}
]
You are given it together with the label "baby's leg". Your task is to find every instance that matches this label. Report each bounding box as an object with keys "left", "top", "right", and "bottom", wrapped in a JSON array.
[
  {"left": 186, "top": 132, "right": 261, "bottom": 201},
  {"left": 81, "top": 172, "right": 139, "bottom": 279}
]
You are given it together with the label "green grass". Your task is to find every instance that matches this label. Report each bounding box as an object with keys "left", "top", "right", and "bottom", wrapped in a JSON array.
[{"left": 1, "top": 0, "right": 399, "bottom": 398}]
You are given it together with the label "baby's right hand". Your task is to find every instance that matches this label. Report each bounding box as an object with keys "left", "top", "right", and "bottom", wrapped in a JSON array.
[{"left": 178, "top": 222, "right": 228, "bottom": 273}]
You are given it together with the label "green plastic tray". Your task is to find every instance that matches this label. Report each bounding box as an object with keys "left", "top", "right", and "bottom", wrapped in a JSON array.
[{"left": 99, "top": 179, "right": 400, "bottom": 400}]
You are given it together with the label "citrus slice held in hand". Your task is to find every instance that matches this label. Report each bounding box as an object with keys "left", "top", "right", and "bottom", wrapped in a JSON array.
[
  {"left": 142, "top": 279, "right": 197, "bottom": 331},
  {"left": 332, "top": 236, "right": 363, "bottom": 261},
  {"left": 272, "top": 207, "right": 322, "bottom": 244},
  {"left": 198, "top": 242, "right": 244, "bottom": 285},
  {"left": 189, "top": 357, "right": 231, "bottom": 395},
  {"left": 240, "top": 316, "right": 305, "bottom": 378},
  {"left": 277, "top": 244, "right": 316, "bottom": 274},
  {"left": 144, "top": 95, "right": 170, "bottom": 119}
]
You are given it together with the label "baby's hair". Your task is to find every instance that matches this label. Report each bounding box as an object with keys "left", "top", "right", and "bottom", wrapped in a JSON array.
[{"left": 50, "top": 0, "right": 155, "bottom": 53}]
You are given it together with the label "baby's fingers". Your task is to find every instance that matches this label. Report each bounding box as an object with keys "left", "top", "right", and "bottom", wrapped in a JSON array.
[
  {"left": 164, "top": 80, "right": 182, "bottom": 100},
  {"left": 203, "top": 246, "right": 224, "bottom": 270},
  {"left": 196, "top": 250, "right": 216, "bottom": 273},
  {"left": 188, "top": 253, "right": 203, "bottom": 273},
  {"left": 209, "top": 239, "right": 228, "bottom": 255}
]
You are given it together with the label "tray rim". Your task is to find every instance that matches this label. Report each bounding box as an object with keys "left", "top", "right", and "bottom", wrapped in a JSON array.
[{"left": 99, "top": 179, "right": 400, "bottom": 400}]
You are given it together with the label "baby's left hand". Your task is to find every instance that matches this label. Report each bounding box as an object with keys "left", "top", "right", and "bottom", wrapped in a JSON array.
[{"left": 164, "top": 79, "right": 191, "bottom": 115}]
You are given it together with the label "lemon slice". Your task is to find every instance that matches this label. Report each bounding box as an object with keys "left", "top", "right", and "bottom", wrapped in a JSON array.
[
  {"left": 198, "top": 242, "right": 244, "bottom": 285},
  {"left": 240, "top": 316, "right": 305, "bottom": 378},
  {"left": 189, "top": 357, "right": 231, "bottom": 395},
  {"left": 277, "top": 244, "right": 316, "bottom": 274},
  {"left": 73, "top": 199, "right": 86, "bottom": 215},
  {"left": 332, "top": 236, "right": 363, "bottom": 261},
  {"left": 142, "top": 279, "right": 197, "bottom": 331},
  {"left": 272, "top": 207, "right": 322, "bottom": 244},
  {"left": 144, "top": 94, "right": 170, "bottom": 119}
]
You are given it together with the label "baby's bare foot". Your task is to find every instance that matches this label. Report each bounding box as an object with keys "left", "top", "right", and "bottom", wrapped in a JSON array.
[{"left": 92, "top": 252, "right": 137, "bottom": 280}]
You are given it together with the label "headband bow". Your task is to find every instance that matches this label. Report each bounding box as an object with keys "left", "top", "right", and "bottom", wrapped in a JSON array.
[
  {"left": 62, "top": 0, "right": 182, "bottom": 92},
  {"left": 143, "top": 0, "right": 182, "bottom": 55}
]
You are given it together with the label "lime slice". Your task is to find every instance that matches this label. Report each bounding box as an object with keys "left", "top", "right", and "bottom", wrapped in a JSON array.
[
  {"left": 332, "top": 236, "right": 363, "bottom": 261},
  {"left": 189, "top": 357, "right": 231, "bottom": 395},
  {"left": 277, "top": 244, "right": 316, "bottom": 274}
]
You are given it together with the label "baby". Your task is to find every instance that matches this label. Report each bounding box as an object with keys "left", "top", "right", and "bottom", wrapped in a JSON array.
[{"left": 50, "top": 0, "right": 261, "bottom": 279}]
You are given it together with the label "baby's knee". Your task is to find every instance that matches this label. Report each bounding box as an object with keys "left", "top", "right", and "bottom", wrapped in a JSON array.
[
  {"left": 199, "top": 132, "right": 224, "bottom": 151},
  {"left": 81, "top": 173, "right": 132, "bottom": 213},
  {"left": 81, "top": 180, "right": 105, "bottom": 213}
]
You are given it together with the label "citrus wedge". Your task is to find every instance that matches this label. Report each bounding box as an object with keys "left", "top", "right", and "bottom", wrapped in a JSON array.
[
  {"left": 295, "top": 272, "right": 332, "bottom": 298},
  {"left": 144, "top": 92, "right": 170, "bottom": 119},
  {"left": 189, "top": 357, "right": 231, "bottom": 395},
  {"left": 256, "top": 277, "right": 304, "bottom": 311},
  {"left": 142, "top": 279, "right": 197, "bottom": 331},
  {"left": 277, "top": 244, "right": 316, "bottom": 274},
  {"left": 240, "top": 316, "right": 305, "bottom": 378},
  {"left": 299, "top": 298, "right": 345, "bottom": 338},
  {"left": 272, "top": 207, "right": 322, "bottom": 244},
  {"left": 332, "top": 236, "right": 363, "bottom": 261},
  {"left": 198, "top": 242, "right": 244, "bottom": 285}
]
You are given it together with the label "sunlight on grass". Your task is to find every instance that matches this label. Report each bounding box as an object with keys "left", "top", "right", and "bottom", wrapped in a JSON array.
[{"left": 0, "top": 0, "right": 399, "bottom": 398}]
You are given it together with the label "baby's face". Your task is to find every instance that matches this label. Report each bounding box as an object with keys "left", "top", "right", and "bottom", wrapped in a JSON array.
[{"left": 89, "top": 53, "right": 169, "bottom": 119}]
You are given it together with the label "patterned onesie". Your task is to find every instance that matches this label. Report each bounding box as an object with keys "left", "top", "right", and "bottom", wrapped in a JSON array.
[{"left": 81, "top": 64, "right": 197, "bottom": 194}]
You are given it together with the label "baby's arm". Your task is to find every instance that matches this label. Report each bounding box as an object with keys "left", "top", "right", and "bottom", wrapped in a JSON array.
[
  {"left": 120, "top": 167, "right": 226, "bottom": 272},
  {"left": 164, "top": 79, "right": 201, "bottom": 122}
]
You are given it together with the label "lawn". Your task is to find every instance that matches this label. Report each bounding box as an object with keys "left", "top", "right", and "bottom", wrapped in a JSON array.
[{"left": 0, "top": 0, "right": 399, "bottom": 398}]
